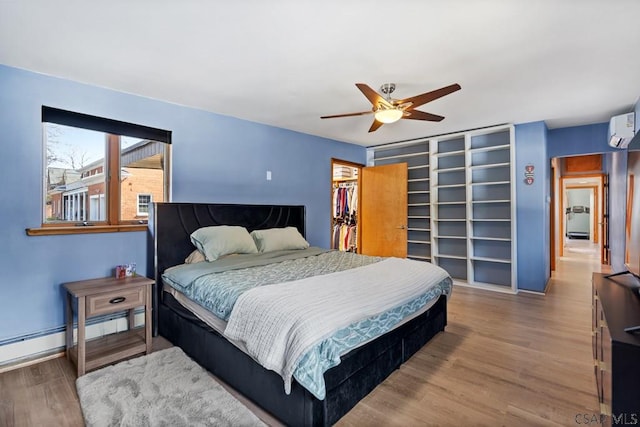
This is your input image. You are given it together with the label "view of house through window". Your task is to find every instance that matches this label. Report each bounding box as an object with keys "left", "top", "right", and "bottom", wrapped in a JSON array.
[
  {"left": 44, "top": 122, "right": 168, "bottom": 225},
  {"left": 136, "top": 194, "right": 152, "bottom": 216}
]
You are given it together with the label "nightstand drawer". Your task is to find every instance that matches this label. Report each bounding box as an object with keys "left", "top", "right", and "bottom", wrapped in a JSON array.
[{"left": 86, "top": 286, "right": 145, "bottom": 317}]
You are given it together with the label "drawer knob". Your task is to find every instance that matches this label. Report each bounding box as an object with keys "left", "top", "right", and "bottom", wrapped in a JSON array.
[{"left": 109, "top": 296, "right": 126, "bottom": 304}]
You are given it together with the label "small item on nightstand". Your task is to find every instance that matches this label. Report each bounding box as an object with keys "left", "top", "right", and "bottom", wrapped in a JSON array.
[
  {"left": 115, "top": 263, "right": 136, "bottom": 279},
  {"left": 115, "top": 266, "right": 126, "bottom": 279}
]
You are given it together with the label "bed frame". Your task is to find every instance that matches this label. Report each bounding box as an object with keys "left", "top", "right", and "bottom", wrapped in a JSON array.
[{"left": 148, "top": 202, "right": 447, "bottom": 426}]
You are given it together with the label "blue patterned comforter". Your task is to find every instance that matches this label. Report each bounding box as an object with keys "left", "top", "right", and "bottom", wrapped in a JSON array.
[
  {"left": 162, "top": 248, "right": 452, "bottom": 399},
  {"left": 163, "top": 247, "right": 382, "bottom": 321}
]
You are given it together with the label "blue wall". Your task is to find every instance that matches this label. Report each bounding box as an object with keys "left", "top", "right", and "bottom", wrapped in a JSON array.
[
  {"left": 547, "top": 122, "right": 613, "bottom": 158},
  {"left": 0, "top": 65, "right": 364, "bottom": 343},
  {"left": 515, "top": 121, "right": 550, "bottom": 292}
]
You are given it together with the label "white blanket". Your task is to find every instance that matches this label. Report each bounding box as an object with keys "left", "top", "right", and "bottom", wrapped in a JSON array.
[{"left": 223, "top": 257, "right": 449, "bottom": 394}]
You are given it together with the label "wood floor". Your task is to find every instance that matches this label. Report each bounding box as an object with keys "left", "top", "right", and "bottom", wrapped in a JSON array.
[{"left": 0, "top": 252, "right": 601, "bottom": 426}]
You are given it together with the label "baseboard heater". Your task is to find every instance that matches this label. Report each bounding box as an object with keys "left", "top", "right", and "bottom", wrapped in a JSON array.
[{"left": 0, "top": 309, "right": 146, "bottom": 368}]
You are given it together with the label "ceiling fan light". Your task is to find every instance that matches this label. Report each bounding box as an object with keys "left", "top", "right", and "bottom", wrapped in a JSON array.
[{"left": 374, "top": 108, "right": 403, "bottom": 124}]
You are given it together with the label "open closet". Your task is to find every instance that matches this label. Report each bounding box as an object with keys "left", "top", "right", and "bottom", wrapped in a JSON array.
[
  {"left": 331, "top": 160, "right": 360, "bottom": 252},
  {"left": 330, "top": 158, "right": 408, "bottom": 258}
]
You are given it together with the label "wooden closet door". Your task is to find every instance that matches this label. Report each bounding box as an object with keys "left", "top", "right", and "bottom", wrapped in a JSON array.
[{"left": 360, "top": 163, "right": 408, "bottom": 257}]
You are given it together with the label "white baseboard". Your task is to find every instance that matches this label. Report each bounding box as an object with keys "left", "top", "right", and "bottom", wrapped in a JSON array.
[{"left": 0, "top": 313, "right": 146, "bottom": 368}]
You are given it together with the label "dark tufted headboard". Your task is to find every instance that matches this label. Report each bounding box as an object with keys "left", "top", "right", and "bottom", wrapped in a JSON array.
[{"left": 147, "top": 202, "right": 306, "bottom": 334}]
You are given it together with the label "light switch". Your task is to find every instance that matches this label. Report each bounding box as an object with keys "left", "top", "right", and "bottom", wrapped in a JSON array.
[{"left": 266, "top": 170, "right": 272, "bottom": 181}]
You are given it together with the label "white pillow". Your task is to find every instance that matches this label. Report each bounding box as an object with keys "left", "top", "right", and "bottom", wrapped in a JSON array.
[
  {"left": 250, "top": 227, "right": 309, "bottom": 253},
  {"left": 184, "top": 249, "right": 206, "bottom": 264},
  {"left": 190, "top": 226, "right": 258, "bottom": 261}
]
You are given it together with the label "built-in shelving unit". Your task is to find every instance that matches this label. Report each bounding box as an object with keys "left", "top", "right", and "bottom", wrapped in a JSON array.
[
  {"left": 430, "top": 136, "right": 468, "bottom": 281},
  {"left": 465, "top": 128, "right": 515, "bottom": 290},
  {"left": 372, "top": 139, "right": 431, "bottom": 262},
  {"left": 369, "top": 125, "right": 516, "bottom": 292}
]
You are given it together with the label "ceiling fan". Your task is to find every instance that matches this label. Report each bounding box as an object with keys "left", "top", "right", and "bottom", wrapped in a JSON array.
[{"left": 321, "top": 82, "right": 461, "bottom": 132}]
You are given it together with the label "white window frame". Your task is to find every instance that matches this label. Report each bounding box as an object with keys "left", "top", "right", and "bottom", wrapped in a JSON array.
[{"left": 137, "top": 193, "right": 152, "bottom": 216}]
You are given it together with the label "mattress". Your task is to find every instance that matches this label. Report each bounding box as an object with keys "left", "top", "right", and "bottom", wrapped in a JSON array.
[{"left": 161, "top": 248, "right": 452, "bottom": 399}]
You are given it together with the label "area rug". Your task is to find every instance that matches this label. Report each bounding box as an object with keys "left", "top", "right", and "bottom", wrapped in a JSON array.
[{"left": 76, "top": 347, "right": 266, "bottom": 427}]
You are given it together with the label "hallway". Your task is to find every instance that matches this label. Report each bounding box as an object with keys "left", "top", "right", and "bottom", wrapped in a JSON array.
[{"left": 563, "top": 238, "right": 600, "bottom": 262}]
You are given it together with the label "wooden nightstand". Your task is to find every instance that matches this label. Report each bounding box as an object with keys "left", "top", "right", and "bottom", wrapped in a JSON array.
[{"left": 63, "top": 275, "right": 154, "bottom": 376}]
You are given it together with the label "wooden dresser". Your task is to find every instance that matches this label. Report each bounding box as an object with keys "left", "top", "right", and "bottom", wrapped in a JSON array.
[{"left": 592, "top": 273, "right": 640, "bottom": 425}]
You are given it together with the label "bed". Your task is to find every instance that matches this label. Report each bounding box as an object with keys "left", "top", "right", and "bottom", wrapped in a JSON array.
[{"left": 148, "top": 202, "right": 450, "bottom": 426}]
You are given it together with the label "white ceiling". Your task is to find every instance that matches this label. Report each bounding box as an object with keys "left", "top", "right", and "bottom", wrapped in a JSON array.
[{"left": 1, "top": 1, "right": 639, "bottom": 147}]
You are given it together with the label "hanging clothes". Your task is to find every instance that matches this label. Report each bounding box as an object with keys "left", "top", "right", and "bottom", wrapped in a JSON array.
[{"left": 332, "top": 180, "right": 358, "bottom": 252}]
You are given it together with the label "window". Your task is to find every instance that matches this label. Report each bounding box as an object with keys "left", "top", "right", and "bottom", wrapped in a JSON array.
[
  {"left": 37, "top": 107, "right": 171, "bottom": 233},
  {"left": 137, "top": 194, "right": 152, "bottom": 216}
]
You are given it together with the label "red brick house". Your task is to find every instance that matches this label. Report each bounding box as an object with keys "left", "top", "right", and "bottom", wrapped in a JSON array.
[{"left": 47, "top": 140, "right": 164, "bottom": 222}]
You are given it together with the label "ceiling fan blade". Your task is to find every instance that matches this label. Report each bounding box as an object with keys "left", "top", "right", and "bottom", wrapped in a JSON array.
[
  {"left": 356, "top": 83, "right": 393, "bottom": 108},
  {"left": 397, "top": 83, "right": 461, "bottom": 110},
  {"left": 368, "top": 119, "right": 384, "bottom": 133},
  {"left": 402, "top": 109, "right": 445, "bottom": 122},
  {"left": 321, "top": 111, "right": 374, "bottom": 119}
]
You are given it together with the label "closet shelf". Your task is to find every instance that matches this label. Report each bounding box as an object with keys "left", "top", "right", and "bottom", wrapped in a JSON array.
[
  {"left": 470, "top": 218, "right": 510, "bottom": 222},
  {"left": 469, "top": 162, "right": 510, "bottom": 170},
  {"left": 469, "top": 144, "right": 510, "bottom": 153},
  {"left": 471, "top": 236, "right": 511, "bottom": 242},
  {"left": 407, "top": 227, "right": 430, "bottom": 232},
  {"left": 435, "top": 235, "right": 466, "bottom": 240},
  {"left": 469, "top": 181, "right": 510, "bottom": 187},
  {"left": 435, "top": 201, "right": 466, "bottom": 205},
  {"left": 434, "top": 218, "right": 466, "bottom": 222},
  {"left": 471, "top": 199, "right": 510, "bottom": 204},
  {"left": 408, "top": 203, "right": 429, "bottom": 207},
  {"left": 434, "top": 254, "right": 467, "bottom": 260},
  {"left": 435, "top": 183, "right": 466, "bottom": 189},
  {"left": 374, "top": 151, "right": 428, "bottom": 162},
  {"left": 408, "top": 255, "right": 432, "bottom": 261},
  {"left": 433, "top": 150, "right": 465, "bottom": 158},
  {"left": 408, "top": 215, "right": 430, "bottom": 219},
  {"left": 433, "top": 166, "right": 466, "bottom": 173},
  {"left": 408, "top": 178, "right": 430, "bottom": 183},
  {"left": 407, "top": 240, "right": 430, "bottom": 245},
  {"left": 408, "top": 190, "right": 430, "bottom": 194},
  {"left": 408, "top": 165, "right": 429, "bottom": 170},
  {"left": 471, "top": 256, "right": 511, "bottom": 264}
]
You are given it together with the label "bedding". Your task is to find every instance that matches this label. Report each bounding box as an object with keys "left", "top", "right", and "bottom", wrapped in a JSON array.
[
  {"left": 250, "top": 226, "right": 310, "bottom": 252},
  {"left": 225, "top": 257, "right": 451, "bottom": 399},
  {"left": 190, "top": 225, "right": 258, "bottom": 261},
  {"left": 184, "top": 249, "right": 206, "bottom": 264},
  {"left": 162, "top": 247, "right": 452, "bottom": 400},
  {"left": 162, "top": 247, "right": 381, "bottom": 321}
]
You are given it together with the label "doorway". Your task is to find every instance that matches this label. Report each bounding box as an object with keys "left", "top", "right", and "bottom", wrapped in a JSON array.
[
  {"left": 551, "top": 154, "right": 609, "bottom": 269},
  {"left": 331, "top": 159, "right": 361, "bottom": 252},
  {"left": 564, "top": 186, "right": 598, "bottom": 258},
  {"left": 557, "top": 174, "right": 604, "bottom": 262},
  {"left": 330, "top": 158, "right": 409, "bottom": 257}
]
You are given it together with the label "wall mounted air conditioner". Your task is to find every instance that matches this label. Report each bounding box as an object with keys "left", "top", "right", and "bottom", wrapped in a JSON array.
[{"left": 608, "top": 112, "right": 635, "bottom": 148}]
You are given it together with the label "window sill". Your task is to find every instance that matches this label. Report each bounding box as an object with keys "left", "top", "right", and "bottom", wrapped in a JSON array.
[{"left": 26, "top": 224, "right": 147, "bottom": 236}]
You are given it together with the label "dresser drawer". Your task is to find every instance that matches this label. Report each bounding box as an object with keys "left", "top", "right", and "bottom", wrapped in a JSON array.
[{"left": 85, "top": 286, "right": 145, "bottom": 317}]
